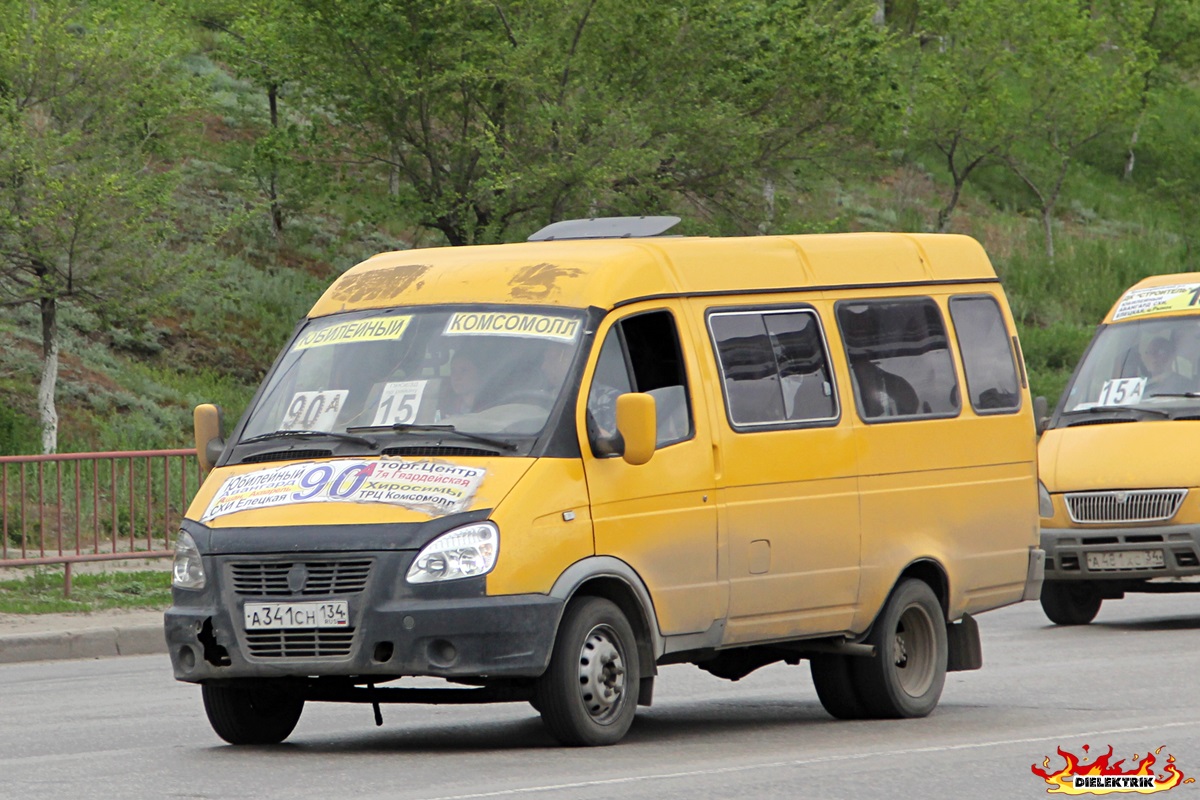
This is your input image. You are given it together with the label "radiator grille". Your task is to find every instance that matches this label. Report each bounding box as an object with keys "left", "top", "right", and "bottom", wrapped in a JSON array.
[
  {"left": 244, "top": 629, "right": 356, "bottom": 658},
  {"left": 1065, "top": 489, "right": 1187, "bottom": 524},
  {"left": 230, "top": 560, "right": 372, "bottom": 596}
]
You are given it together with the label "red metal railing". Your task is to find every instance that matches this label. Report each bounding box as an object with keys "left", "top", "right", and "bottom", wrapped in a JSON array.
[{"left": 0, "top": 449, "right": 201, "bottom": 591}]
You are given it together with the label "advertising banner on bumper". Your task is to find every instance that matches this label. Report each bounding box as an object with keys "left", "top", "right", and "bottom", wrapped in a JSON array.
[{"left": 201, "top": 459, "right": 486, "bottom": 522}]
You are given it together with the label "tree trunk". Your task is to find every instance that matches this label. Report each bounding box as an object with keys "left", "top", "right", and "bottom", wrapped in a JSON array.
[
  {"left": 758, "top": 177, "right": 776, "bottom": 235},
  {"left": 936, "top": 179, "right": 963, "bottom": 233},
  {"left": 1123, "top": 121, "right": 1140, "bottom": 182},
  {"left": 267, "top": 83, "right": 284, "bottom": 242},
  {"left": 873, "top": 0, "right": 885, "bottom": 27},
  {"left": 1042, "top": 206, "right": 1055, "bottom": 263},
  {"left": 38, "top": 295, "right": 59, "bottom": 454}
]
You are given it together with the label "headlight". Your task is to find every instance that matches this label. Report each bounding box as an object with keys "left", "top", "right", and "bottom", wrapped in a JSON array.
[
  {"left": 172, "top": 531, "right": 206, "bottom": 590},
  {"left": 1038, "top": 481, "right": 1054, "bottom": 519},
  {"left": 407, "top": 522, "right": 499, "bottom": 584}
]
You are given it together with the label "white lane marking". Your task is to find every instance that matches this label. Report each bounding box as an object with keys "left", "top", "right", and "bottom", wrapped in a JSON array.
[{"left": 419, "top": 720, "right": 1200, "bottom": 800}]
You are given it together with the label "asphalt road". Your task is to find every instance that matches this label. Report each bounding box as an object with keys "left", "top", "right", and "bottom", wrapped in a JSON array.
[{"left": 3, "top": 594, "right": 1200, "bottom": 800}]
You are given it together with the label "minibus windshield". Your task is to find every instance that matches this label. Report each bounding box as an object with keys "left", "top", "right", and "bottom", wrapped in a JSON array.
[
  {"left": 1059, "top": 315, "right": 1200, "bottom": 417},
  {"left": 238, "top": 307, "right": 586, "bottom": 445}
]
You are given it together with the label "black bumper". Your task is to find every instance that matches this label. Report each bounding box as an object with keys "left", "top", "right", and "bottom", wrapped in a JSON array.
[
  {"left": 1041, "top": 524, "right": 1200, "bottom": 582},
  {"left": 166, "top": 550, "right": 562, "bottom": 683}
]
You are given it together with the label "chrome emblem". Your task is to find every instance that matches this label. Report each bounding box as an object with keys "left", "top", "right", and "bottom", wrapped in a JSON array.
[
  {"left": 287, "top": 563, "right": 308, "bottom": 593},
  {"left": 1113, "top": 492, "right": 1129, "bottom": 504}
]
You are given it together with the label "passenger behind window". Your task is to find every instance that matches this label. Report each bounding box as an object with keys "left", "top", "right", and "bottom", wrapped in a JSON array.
[
  {"left": 1143, "top": 335, "right": 1191, "bottom": 395},
  {"left": 438, "top": 349, "right": 487, "bottom": 417},
  {"left": 851, "top": 359, "right": 919, "bottom": 418}
]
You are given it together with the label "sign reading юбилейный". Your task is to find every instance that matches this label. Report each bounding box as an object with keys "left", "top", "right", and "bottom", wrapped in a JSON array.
[{"left": 200, "top": 459, "right": 486, "bottom": 522}]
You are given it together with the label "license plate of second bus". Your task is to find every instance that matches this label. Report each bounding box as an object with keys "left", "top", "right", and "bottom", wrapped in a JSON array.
[
  {"left": 244, "top": 601, "right": 349, "bottom": 630},
  {"left": 1086, "top": 550, "right": 1165, "bottom": 570}
]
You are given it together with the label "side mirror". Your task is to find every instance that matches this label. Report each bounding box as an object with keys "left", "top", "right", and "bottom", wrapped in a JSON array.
[
  {"left": 616, "top": 393, "right": 656, "bottom": 466},
  {"left": 1033, "top": 396, "right": 1049, "bottom": 436},
  {"left": 194, "top": 404, "right": 225, "bottom": 472}
]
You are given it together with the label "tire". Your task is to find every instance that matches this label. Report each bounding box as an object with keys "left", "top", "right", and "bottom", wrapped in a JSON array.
[
  {"left": 810, "top": 654, "right": 868, "bottom": 720},
  {"left": 202, "top": 683, "right": 305, "bottom": 745},
  {"left": 1040, "top": 580, "right": 1102, "bottom": 626},
  {"left": 535, "top": 597, "right": 640, "bottom": 746},
  {"left": 851, "top": 579, "right": 948, "bottom": 719}
]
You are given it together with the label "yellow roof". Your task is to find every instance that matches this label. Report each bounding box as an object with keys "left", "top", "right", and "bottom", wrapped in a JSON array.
[
  {"left": 1103, "top": 272, "right": 1200, "bottom": 324},
  {"left": 308, "top": 232, "right": 998, "bottom": 318}
]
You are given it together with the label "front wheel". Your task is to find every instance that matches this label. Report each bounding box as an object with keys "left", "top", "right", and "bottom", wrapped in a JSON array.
[
  {"left": 535, "top": 597, "right": 640, "bottom": 746},
  {"left": 202, "top": 682, "right": 305, "bottom": 745},
  {"left": 852, "top": 579, "right": 948, "bottom": 719},
  {"left": 1040, "top": 580, "right": 1102, "bottom": 625}
]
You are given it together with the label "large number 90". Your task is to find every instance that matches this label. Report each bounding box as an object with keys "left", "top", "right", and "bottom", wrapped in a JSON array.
[{"left": 292, "top": 463, "right": 376, "bottom": 501}]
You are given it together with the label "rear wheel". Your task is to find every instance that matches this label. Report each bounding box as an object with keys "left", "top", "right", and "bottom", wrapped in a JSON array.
[
  {"left": 202, "top": 682, "right": 305, "bottom": 745},
  {"left": 535, "top": 597, "right": 640, "bottom": 746},
  {"left": 1040, "top": 580, "right": 1102, "bottom": 625},
  {"left": 852, "top": 579, "right": 947, "bottom": 719}
]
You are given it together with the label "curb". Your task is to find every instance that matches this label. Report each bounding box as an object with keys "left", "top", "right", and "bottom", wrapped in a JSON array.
[{"left": 0, "top": 624, "right": 167, "bottom": 664}]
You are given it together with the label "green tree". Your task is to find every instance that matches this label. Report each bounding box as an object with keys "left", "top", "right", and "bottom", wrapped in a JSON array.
[
  {"left": 0, "top": 1, "right": 196, "bottom": 452},
  {"left": 1106, "top": 0, "right": 1200, "bottom": 181},
  {"left": 257, "top": 0, "right": 893, "bottom": 245},
  {"left": 191, "top": 0, "right": 315, "bottom": 244},
  {"left": 1004, "top": 1, "right": 1153, "bottom": 260},
  {"left": 902, "top": 0, "right": 1049, "bottom": 232}
]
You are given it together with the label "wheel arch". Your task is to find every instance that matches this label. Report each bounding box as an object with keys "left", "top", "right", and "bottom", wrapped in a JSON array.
[
  {"left": 549, "top": 556, "right": 661, "bottom": 678},
  {"left": 895, "top": 558, "right": 950, "bottom": 621}
]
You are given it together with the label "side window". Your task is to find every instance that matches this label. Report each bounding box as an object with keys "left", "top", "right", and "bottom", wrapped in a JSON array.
[
  {"left": 709, "top": 308, "right": 837, "bottom": 428},
  {"left": 949, "top": 295, "right": 1022, "bottom": 413},
  {"left": 586, "top": 310, "right": 693, "bottom": 453},
  {"left": 836, "top": 298, "right": 960, "bottom": 422}
]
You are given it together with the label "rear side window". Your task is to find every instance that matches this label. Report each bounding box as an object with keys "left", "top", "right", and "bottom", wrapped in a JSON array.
[
  {"left": 836, "top": 298, "right": 959, "bottom": 422},
  {"left": 709, "top": 308, "right": 837, "bottom": 429},
  {"left": 949, "top": 295, "right": 1022, "bottom": 413}
]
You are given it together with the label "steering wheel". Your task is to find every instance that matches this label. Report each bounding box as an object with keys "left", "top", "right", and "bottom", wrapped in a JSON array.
[{"left": 496, "top": 388, "right": 556, "bottom": 408}]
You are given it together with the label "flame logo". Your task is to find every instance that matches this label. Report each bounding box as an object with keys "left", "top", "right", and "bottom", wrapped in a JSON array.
[{"left": 1032, "top": 744, "right": 1194, "bottom": 794}]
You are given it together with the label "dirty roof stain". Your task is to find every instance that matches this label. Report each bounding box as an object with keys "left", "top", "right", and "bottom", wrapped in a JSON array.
[
  {"left": 508, "top": 263, "right": 584, "bottom": 301},
  {"left": 331, "top": 264, "right": 431, "bottom": 303}
]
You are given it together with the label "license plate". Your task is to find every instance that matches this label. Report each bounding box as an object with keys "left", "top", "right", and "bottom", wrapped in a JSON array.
[
  {"left": 1086, "top": 549, "right": 1165, "bottom": 571},
  {"left": 244, "top": 601, "right": 349, "bottom": 630}
]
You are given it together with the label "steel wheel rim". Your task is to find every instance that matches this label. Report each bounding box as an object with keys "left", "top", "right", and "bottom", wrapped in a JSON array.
[
  {"left": 576, "top": 623, "right": 627, "bottom": 724},
  {"left": 893, "top": 603, "right": 936, "bottom": 697}
]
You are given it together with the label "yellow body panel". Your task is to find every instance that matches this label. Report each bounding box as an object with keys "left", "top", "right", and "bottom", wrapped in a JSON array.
[
  {"left": 579, "top": 300, "right": 723, "bottom": 637},
  {"left": 485, "top": 457, "right": 593, "bottom": 595}
]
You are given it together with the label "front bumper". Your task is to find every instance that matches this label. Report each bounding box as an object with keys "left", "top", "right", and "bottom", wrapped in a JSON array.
[
  {"left": 1041, "top": 524, "right": 1200, "bottom": 582},
  {"left": 165, "top": 549, "right": 562, "bottom": 683}
]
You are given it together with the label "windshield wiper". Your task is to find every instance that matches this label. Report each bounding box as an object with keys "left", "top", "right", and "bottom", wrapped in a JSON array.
[
  {"left": 240, "top": 430, "right": 378, "bottom": 449},
  {"left": 346, "top": 423, "right": 517, "bottom": 452},
  {"left": 1149, "top": 391, "right": 1200, "bottom": 399}
]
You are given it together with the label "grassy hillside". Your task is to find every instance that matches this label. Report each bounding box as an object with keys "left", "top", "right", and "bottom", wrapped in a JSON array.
[{"left": 1, "top": 54, "right": 1197, "bottom": 456}]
